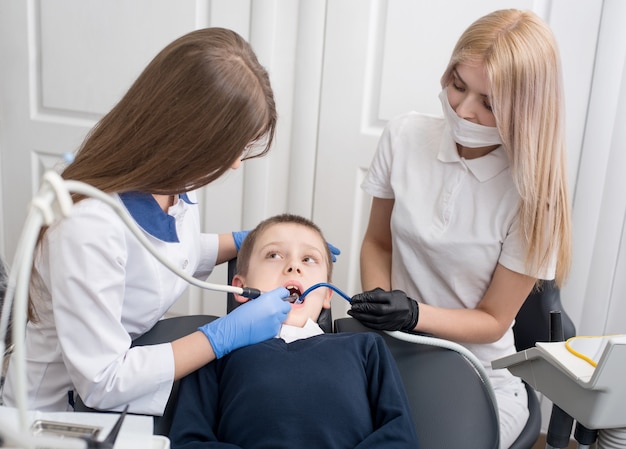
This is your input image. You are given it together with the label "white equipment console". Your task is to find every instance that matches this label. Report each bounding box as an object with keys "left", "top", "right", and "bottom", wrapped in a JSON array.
[{"left": 492, "top": 335, "right": 626, "bottom": 430}]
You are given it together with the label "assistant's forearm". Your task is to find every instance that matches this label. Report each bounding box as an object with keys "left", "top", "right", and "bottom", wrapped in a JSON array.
[
  {"left": 415, "top": 303, "right": 506, "bottom": 344},
  {"left": 416, "top": 264, "right": 536, "bottom": 343},
  {"left": 360, "top": 239, "right": 392, "bottom": 291}
]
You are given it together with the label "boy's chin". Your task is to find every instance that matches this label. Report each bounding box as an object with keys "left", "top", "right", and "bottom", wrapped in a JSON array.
[{"left": 283, "top": 314, "right": 310, "bottom": 328}]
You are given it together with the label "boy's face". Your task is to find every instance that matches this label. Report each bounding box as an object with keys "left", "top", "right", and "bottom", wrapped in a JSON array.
[{"left": 233, "top": 222, "right": 332, "bottom": 328}]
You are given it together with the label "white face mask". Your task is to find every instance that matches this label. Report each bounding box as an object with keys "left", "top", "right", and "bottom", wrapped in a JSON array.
[{"left": 439, "top": 89, "right": 502, "bottom": 148}]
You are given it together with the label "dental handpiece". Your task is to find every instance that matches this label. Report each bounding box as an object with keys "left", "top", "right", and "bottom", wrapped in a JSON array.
[
  {"left": 239, "top": 287, "right": 262, "bottom": 299},
  {"left": 240, "top": 287, "right": 300, "bottom": 303}
]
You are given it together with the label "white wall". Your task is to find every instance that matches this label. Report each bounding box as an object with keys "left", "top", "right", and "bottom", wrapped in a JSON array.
[{"left": 561, "top": 0, "right": 626, "bottom": 337}]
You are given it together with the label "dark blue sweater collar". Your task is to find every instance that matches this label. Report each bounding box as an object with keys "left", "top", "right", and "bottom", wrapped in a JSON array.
[{"left": 119, "top": 191, "right": 193, "bottom": 243}]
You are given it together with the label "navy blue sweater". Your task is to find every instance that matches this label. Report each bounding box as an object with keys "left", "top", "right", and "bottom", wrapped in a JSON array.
[{"left": 169, "top": 332, "right": 419, "bottom": 448}]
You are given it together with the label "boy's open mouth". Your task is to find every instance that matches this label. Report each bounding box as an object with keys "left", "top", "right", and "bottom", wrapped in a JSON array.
[{"left": 285, "top": 285, "right": 303, "bottom": 303}]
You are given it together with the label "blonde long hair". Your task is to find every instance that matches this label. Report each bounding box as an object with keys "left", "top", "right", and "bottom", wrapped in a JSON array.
[{"left": 441, "top": 9, "right": 571, "bottom": 286}]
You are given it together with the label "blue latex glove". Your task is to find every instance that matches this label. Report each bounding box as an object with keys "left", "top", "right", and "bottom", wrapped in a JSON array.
[
  {"left": 198, "top": 287, "right": 291, "bottom": 358},
  {"left": 327, "top": 242, "right": 341, "bottom": 263},
  {"left": 232, "top": 230, "right": 249, "bottom": 251}
]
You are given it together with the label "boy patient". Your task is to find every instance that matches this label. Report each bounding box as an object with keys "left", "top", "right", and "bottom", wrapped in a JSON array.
[{"left": 169, "top": 214, "right": 419, "bottom": 448}]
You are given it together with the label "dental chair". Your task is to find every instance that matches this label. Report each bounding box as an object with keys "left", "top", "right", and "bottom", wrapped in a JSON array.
[
  {"left": 334, "top": 317, "right": 500, "bottom": 449},
  {"left": 337, "top": 280, "right": 576, "bottom": 449}
]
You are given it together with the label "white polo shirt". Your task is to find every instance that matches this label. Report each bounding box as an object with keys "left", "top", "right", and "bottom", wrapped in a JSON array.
[
  {"left": 362, "top": 111, "right": 556, "bottom": 386},
  {"left": 2, "top": 191, "right": 218, "bottom": 414}
]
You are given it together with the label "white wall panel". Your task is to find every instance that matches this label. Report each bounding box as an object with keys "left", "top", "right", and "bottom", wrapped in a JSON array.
[
  {"left": 380, "top": 0, "right": 534, "bottom": 119},
  {"left": 578, "top": 41, "right": 626, "bottom": 335},
  {"left": 39, "top": 0, "right": 199, "bottom": 117},
  {"left": 563, "top": 0, "right": 626, "bottom": 334},
  {"left": 607, "top": 212, "right": 626, "bottom": 333}
]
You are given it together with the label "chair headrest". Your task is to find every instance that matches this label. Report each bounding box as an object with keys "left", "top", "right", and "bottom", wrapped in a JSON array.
[{"left": 513, "top": 280, "right": 576, "bottom": 351}]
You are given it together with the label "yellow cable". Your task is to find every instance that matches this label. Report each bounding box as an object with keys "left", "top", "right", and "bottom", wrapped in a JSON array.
[
  {"left": 564, "top": 336, "right": 600, "bottom": 367},
  {"left": 564, "top": 334, "right": 626, "bottom": 368}
]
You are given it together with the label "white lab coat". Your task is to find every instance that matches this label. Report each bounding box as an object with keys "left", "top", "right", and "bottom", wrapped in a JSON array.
[{"left": 2, "top": 191, "right": 218, "bottom": 415}]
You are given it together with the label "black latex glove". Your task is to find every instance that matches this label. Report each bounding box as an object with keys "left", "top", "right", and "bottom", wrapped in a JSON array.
[{"left": 349, "top": 287, "right": 419, "bottom": 332}]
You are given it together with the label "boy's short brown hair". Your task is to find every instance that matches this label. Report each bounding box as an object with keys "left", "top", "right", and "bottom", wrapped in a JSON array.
[{"left": 236, "top": 214, "right": 332, "bottom": 282}]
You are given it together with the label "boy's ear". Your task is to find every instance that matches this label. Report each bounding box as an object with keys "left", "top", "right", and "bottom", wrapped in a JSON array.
[
  {"left": 231, "top": 274, "right": 248, "bottom": 303},
  {"left": 322, "top": 286, "right": 333, "bottom": 309}
]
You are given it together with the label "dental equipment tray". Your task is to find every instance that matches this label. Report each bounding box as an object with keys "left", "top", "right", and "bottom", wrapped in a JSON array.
[
  {"left": 492, "top": 336, "right": 626, "bottom": 429},
  {"left": 31, "top": 419, "right": 102, "bottom": 438}
]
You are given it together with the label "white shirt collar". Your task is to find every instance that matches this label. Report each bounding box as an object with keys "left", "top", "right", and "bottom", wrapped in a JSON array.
[
  {"left": 278, "top": 318, "right": 324, "bottom": 343},
  {"left": 437, "top": 128, "right": 509, "bottom": 182}
]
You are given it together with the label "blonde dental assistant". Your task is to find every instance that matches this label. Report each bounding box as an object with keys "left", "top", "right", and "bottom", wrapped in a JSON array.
[
  {"left": 349, "top": 10, "right": 572, "bottom": 448},
  {"left": 2, "top": 28, "right": 292, "bottom": 415}
]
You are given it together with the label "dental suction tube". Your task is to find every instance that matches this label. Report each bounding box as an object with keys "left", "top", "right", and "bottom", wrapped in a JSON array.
[{"left": 294, "top": 282, "right": 352, "bottom": 304}]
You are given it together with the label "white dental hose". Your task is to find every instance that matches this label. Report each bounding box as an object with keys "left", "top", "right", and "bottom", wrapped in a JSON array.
[
  {"left": 1, "top": 173, "right": 85, "bottom": 448},
  {"left": 384, "top": 330, "right": 500, "bottom": 436},
  {"left": 0, "top": 170, "right": 258, "bottom": 448}
]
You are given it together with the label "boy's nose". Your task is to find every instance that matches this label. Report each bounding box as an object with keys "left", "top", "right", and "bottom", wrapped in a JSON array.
[{"left": 287, "top": 265, "right": 301, "bottom": 274}]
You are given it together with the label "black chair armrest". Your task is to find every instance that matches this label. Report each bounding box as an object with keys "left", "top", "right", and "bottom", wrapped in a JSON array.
[{"left": 335, "top": 317, "right": 499, "bottom": 449}]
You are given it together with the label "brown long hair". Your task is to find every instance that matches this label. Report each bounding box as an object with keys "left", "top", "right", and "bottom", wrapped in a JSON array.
[
  {"left": 441, "top": 10, "right": 571, "bottom": 286},
  {"left": 30, "top": 28, "right": 276, "bottom": 321},
  {"left": 63, "top": 27, "right": 276, "bottom": 196}
]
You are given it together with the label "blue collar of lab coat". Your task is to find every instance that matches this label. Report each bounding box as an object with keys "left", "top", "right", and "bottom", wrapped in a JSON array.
[{"left": 119, "top": 191, "right": 194, "bottom": 243}]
